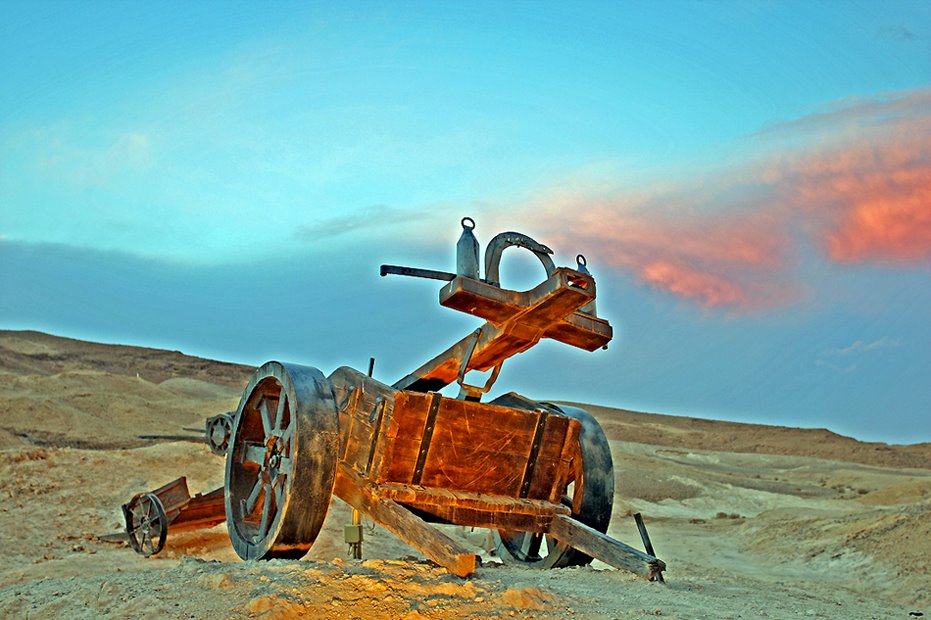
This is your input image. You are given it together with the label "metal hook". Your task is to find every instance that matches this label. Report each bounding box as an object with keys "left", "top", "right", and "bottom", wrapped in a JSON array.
[{"left": 461, "top": 216, "right": 476, "bottom": 231}]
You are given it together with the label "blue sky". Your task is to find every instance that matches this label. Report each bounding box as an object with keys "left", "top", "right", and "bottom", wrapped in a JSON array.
[{"left": 2, "top": 1, "right": 929, "bottom": 443}]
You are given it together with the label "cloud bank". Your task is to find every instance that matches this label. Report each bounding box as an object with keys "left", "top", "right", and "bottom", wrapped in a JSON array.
[{"left": 502, "top": 90, "right": 931, "bottom": 311}]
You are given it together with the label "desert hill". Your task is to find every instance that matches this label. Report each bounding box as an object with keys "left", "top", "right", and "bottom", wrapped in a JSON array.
[{"left": 0, "top": 330, "right": 927, "bottom": 618}]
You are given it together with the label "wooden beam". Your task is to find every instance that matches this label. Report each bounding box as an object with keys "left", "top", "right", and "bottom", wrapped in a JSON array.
[
  {"left": 334, "top": 466, "right": 478, "bottom": 577},
  {"left": 549, "top": 514, "right": 666, "bottom": 580}
]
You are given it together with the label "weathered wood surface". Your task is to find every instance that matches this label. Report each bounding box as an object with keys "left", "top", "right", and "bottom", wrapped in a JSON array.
[
  {"left": 149, "top": 477, "right": 194, "bottom": 515},
  {"left": 169, "top": 487, "right": 226, "bottom": 533},
  {"left": 549, "top": 513, "right": 666, "bottom": 579},
  {"left": 378, "top": 392, "right": 578, "bottom": 500},
  {"left": 328, "top": 368, "right": 581, "bottom": 505},
  {"left": 333, "top": 465, "right": 477, "bottom": 577},
  {"left": 375, "top": 480, "right": 570, "bottom": 532},
  {"left": 395, "top": 268, "right": 612, "bottom": 393},
  {"left": 330, "top": 366, "right": 397, "bottom": 477}
]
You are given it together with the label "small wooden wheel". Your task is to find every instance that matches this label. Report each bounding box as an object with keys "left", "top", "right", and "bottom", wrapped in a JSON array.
[
  {"left": 206, "top": 413, "right": 234, "bottom": 455},
  {"left": 495, "top": 403, "right": 614, "bottom": 568},
  {"left": 123, "top": 493, "right": 168, "bottom": 557},
  {"left": 225, "top": 361, "right": 339, "bottom": 560}
]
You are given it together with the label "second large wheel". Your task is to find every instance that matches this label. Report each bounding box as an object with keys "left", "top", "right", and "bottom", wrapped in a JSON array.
[
  {"left": 225, "top": 361, "right": 339, "bottom": 560},
  {"left": 494, "top": 403, "right": 615, "bottom": 568}
]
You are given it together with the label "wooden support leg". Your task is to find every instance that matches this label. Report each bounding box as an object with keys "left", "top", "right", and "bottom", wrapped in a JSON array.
[
  {"left": 334, "top": 467, "right": 478, "bottom": 577},
  {"left": 549, "top": 514, "right": 666, "bottom": 580}
]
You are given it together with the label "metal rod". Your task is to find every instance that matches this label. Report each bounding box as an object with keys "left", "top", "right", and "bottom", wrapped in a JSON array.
[
  {"left": 380, "top": 265, "right": 456, "bottom": 281},
  {"left": 633, "top": 512, "right": 664, "bottom": 582}
]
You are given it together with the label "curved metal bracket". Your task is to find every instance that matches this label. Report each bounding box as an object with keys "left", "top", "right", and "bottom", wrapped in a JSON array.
[
  {"left": 456, "top": 328, "right": 504, "bottom": 401},
  {"left": 484, "top": 232, "right": 556, "bottom": 288}
]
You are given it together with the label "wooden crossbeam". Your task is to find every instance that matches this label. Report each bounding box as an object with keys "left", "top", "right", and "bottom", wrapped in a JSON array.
[
  {"left": 394, "top": 268, "right": 612, "bottom": 392},
  {"left": 549, "top": 514, "right": 666, "bottom": 580},
  {"left": 333, "top": 465, "right": 478, "bottom": 577}
]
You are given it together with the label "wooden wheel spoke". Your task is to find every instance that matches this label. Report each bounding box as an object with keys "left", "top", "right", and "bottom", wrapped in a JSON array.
[
  {"left": 244, "top": 477, "right": 264, "bottom": 515},
  {"left": 256, "top": 484, "right": 273, "bottom": 540},
  {"left": 259, "top": 400, "right": 272, "bottom": 437},
  {"left": 274, "top": 479, "right": 286, "bottom": 513},
  {"left": 274, "top": 392, "right": 287, "bottom": 433},
  {"left": 276, "top": 456, "right": 291, "bottom": 476},
  {"left": 279, "top": 421, "right": 294, "bottom": 448},
  {"left": 243, "top": 442, "right": 266, "bottom": 466}
]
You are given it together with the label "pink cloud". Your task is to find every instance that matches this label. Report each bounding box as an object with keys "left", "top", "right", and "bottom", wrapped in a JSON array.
[
  {"left": 773, "top": 120, "right": 931, "bottom": 264},
  {"left": 503, "top": 90, "right": 930, "bottom": 312}
]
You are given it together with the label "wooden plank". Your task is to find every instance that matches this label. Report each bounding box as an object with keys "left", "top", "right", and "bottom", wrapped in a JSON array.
[
  {"left": 549, "top": 514, "right": 666, "bottom": 579},
  {"left": 333, "top": 466, "right": 477, "bottom": 577},
  {"left": 548, "top": 417, "right": 581, "bottom": 505},
  {"left": 526, "top": 416, "right": 573, "bottom": 502},
  {"left": 382, "top": 395, "right": 555, "bottom": 495},
  {"left": 330, "top": 366, "right": 398, "bottom": 477},
  {"left": 407, "top": 504, "right": 555, "bottom": 532},
  {"left": 377, "top": 483, "right": 570, "bottom": 517},
  {"left": 150, "top": 477, "right": 192, "bottom": 514}
]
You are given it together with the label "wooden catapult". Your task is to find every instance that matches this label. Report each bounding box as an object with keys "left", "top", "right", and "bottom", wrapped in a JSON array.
[{"left": 122, "top": 218, "right": 665, "bottom": 580}]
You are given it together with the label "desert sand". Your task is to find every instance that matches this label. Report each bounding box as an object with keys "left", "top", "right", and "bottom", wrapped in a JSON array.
[{"left": 0, "top": 330, "right": 927, "bottom": 619}]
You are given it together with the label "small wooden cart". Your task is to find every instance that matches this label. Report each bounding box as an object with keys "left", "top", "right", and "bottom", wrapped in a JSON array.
[
  {"left": 222, "top": 219, "right": 665, "bottom": 579},
  {"left": 122, "top": 477, "right": 225, "bottom": 557}
]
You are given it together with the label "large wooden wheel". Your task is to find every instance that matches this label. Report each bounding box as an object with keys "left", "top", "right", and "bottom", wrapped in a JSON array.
[
  {"left": 225, "top": 361, "right": 339, "bottom": 560},
  {"left": 495, "top": 403, "right": 614, "bottom": 568}
]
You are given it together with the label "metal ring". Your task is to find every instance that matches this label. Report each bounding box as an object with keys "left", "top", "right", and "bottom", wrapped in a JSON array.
[
  {"left": 577, "top": 254, "right": 587, "bottom": 267},
  {"left": 461, "top": 217, "right": 476, "bottom": 230}
]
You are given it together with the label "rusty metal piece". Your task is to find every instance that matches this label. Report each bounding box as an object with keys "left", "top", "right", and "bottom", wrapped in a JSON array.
[
  {"left": 484, "top": 231, "right": 555, "bottom": 287},
  {"left": 380, "top": 265, "right": 456, "bottom": 281},
  {"left": 634, "top": 512, "right": 665, "bottom": 582},
  {"left": 410, "top": 392, "right": 442, "bottom": 485},
  {"left": 519, "top": 410, "right": 549, "bottom": 499},
  {"left": 456, "top": 217, "right": 481, "bottom": 280}
]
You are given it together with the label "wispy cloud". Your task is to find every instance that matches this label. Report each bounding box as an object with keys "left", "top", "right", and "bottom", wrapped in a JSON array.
[
  {"left": 33, "top": 127, "right": 153, "bottom": 189},
  {"left": 821, "top": 337, "right": 902, "bottom": 358},
  {"left": 293, "top": 204, "right": 433, "bottom": 242},
  {"left": 816, "top": 337, "right": 902, "bottom": 372},
  {"left": 487, "top": 89, "right": 931, "bottom": 312}
]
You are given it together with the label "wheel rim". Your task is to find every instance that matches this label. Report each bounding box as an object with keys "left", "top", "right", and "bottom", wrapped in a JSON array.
[
  {"left": 495, "top": 403, "right": 614, "bottom": 568},
  {"left": 225, "top": 361, "right": 339, "bottom": 560},
  {"left": 207, "top": 413, "right": 234, "bottom": 455},
  {"left": 124, "top": 493, "right": 167, "bottom": 557}
]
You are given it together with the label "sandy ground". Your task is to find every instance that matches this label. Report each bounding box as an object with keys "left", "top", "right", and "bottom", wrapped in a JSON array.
[{"left": 0, "top": 330, "right": 928, "bottom": 619}]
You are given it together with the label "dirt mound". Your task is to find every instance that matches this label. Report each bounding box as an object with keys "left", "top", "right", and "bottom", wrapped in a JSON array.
[
  {"left": 0, "top": 330, "right": 253, "bottom": 388},
  {"left": 0, "top": 369, "right": 239, "bottom": 449}
]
